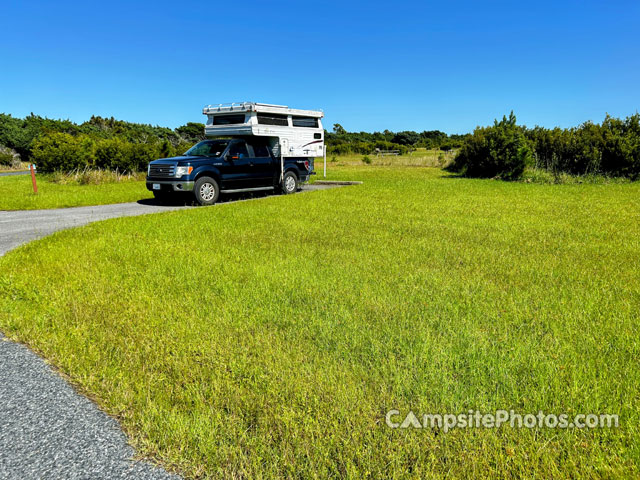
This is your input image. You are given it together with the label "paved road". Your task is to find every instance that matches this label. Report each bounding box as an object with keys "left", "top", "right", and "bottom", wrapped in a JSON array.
[
  {"left": 0, "top": 183, "right": 341, "bottom": 479},
  {"left": 0, "top": 170, "right": 30, "bottom": 177},
  {"left": 0, "top": 201, "right": 190, "bottom": 256}
]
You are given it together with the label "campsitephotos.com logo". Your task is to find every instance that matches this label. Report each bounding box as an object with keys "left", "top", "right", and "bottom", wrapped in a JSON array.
[{"left": 385, "top": 409, "right": 619, "bottom": 433}]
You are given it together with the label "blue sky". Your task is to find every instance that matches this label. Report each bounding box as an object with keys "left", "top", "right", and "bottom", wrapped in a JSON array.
[{"left": 1, "top": 0, "right": 638, "bottom": 134}]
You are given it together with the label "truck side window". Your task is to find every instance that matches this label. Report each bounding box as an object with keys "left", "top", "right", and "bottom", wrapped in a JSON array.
[
  {"left": 228, "top": 142, "right": 248, "bottom": 157},
  {"left": 252, "top": 144, "right": 270, "bottom": 157}
]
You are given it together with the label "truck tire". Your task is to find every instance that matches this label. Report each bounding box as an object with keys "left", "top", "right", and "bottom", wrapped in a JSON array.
[
  {"left": 282, "top": 171, "right": 298, "bottom": 194},
  {"left": 194, "top": 176, "right": 219, "bottom": 205}
]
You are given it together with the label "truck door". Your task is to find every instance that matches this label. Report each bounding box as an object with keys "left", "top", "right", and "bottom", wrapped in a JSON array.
[
  {"left": 248, "top": 141, "right": 276, "bottom": 187},
  {"left": 222, "top": 140, "right": 251, "bottom": 190}
]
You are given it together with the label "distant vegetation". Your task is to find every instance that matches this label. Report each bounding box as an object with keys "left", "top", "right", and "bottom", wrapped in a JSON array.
[
  {"left": 326, "top": 123, "right": 467, "bottom": 155},
  {"left": 448, "top": 112, "right": 640, "bottom": 181},
  {"left": 1, "top": 111, "right": 639, "bottom": 180},
  {"left": 0, "top": 113, "right": 204, "bottom": 172}
]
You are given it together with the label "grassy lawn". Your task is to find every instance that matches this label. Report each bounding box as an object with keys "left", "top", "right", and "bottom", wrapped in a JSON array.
[
  {"left": 0, "top": 174, "right": 151, "bottom": 210},
  {"left": 1, "top": 165, "right": 639, "bottom": 478}
]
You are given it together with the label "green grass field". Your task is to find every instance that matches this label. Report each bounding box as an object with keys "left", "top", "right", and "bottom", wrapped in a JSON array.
[
  {"left": 0, "top": 174, "right": 151, "bottom": 210},
  {"left": 1, "top": 165, "right": 639, "bottom": 478}
]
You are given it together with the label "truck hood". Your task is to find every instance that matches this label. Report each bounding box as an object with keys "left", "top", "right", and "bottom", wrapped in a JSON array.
[{"left": 150, "top": 156, "right": 199, "bottom": 164}]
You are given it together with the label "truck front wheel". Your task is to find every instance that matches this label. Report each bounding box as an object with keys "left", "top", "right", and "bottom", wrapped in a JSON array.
[
  {"left": 194, "top": 176, "right": 219, "bottom": 205},
  {"left": 282, "top": 171, "right": 298, "bottom": 194}
]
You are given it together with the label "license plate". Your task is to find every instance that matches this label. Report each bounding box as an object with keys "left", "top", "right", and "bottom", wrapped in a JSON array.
[{"left": 152, "top": 183, "right": 161, "bottom": 190}]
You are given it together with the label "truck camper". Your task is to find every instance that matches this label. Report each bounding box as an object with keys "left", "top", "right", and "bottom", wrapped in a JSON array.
[{"left": 146, "top": 102, "right": 324, "bottom": 205}]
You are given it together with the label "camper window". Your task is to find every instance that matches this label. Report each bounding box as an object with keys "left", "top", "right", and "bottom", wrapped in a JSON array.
[
  {"left": 213, "top": 114, "right": 246, "bottom": 125},
  {"left": 292, "top": 116, "right": 318, "bottom": 128},
  {"left": 257, "top": 113, "right": 289, "bottom": 126}
]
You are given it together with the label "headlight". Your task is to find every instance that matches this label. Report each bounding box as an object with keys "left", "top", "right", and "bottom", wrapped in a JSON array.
[
  {"left": 175, "top": 166, "right": 193, "bottom": 177},
  {"left": 147, "top": 164, "right": 151, "bottom": 176}
]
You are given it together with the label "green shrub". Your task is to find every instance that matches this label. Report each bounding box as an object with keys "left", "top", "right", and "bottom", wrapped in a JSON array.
[
  {"left": 129, "top": 143, "right": 159, "bottom": 172},
  {"left": 31, "top": 133, "right": 94, "bottom": 173},
  {"left": 362, "top": 155, "right": 372, "bottom": 164},
  {"left": 448, "top": 112, "right": 531, "bottom": 180},
  {"left": 158, "top": 139, "right": 174, "bottom": 158},
  {"left": 172, "top": 141, "right": 194, "bottom": 157},
  {"left": 175, "top": 122, "right": 205, "bottom": 143},
  {"left": 96, "top": 139, "right": 160, "bottom": 173},
  {"left": 526, "top": 114, "right": 640, "bottom": 179},
  {"left": 0, "top": 145, "right": 16, "bottom": 166},
  {"left": 95, "top": 138, "right": 133, "bottom": 171},
  {"left": 0, "top": 152, "right": 13, "bottom": 166},
  {"left": 601, "top": 114, "right": 640, "bottom": 179}
]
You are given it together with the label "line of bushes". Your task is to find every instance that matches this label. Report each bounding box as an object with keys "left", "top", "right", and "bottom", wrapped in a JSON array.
[
  {"left": 527, "top": 115, "right": 640, "bottom": 178},
  {"left": 30, "top": 132, "right": 193, "bottom": 173},
  {"left": 447, "top": 112, "right": 640, "bottom": 180},
  {"left": 0, "top": 113, "right": 204, "bottom": 172},
  {"left": 4, "top": 111, "right": 638, "bottom": 179}
]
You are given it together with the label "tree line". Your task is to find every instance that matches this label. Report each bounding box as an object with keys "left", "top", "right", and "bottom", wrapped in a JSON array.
[
  {"left": 447, "top": 112, "right": 640, "bottom": 180},
  {"left": 0, "top": 113, "right": 468, "bottom": 172},
  {"left": 326, "top": 124, "right": 467, "bottom": 155},
  {"left": 1, "top": 112, "right": 638, "bottom": 180},
  {"left": 0, "top": 113, "right": 205, "bottom": 172}
]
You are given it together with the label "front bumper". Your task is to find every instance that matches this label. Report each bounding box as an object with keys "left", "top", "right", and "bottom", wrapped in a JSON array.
[{"left": 146, "top": 180, "right": 195, "bottom": 192}]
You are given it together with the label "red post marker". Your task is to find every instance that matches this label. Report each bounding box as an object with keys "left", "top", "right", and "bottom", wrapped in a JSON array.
[{"left": 30, "top": 164, "right": 38, "bottom": 194}]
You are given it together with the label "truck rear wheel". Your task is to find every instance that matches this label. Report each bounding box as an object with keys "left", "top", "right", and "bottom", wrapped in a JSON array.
[
  {"left": 194, "top": 176, "right": 219, "bottom": 205},
  {"left": 282, "top": 171, "right": 298, "bottom": 194}
]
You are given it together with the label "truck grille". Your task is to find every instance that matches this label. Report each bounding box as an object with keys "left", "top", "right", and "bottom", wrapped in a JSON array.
[{"left": 149, "top": 164, "right": 175, "bottom": 178}]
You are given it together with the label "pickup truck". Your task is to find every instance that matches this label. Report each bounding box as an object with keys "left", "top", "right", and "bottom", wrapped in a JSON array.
[{"left": 146, "top": 138, "right": 314, "bottom": 205}]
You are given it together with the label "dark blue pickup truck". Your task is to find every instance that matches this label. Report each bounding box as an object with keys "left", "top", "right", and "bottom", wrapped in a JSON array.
[{"left": 146, "top": 138, "right": 314, "bottom": 205}]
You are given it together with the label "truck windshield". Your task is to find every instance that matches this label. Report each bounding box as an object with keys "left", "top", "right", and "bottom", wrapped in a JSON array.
[{"left": 185, "top": 140, "right": 229, "bottom": 157}]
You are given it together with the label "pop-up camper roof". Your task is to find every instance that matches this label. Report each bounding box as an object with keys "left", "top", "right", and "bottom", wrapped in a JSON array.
[
  {"left": 203, "top": 102, "right": 323, "bottom": 118},
  {"left": 202, "top": 102, "right": 324, "bottom": 158}
]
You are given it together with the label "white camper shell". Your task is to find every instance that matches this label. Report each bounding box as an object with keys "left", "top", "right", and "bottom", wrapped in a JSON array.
[{"left": 203, "top": 102, "right": 324, "bottom": 158}]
